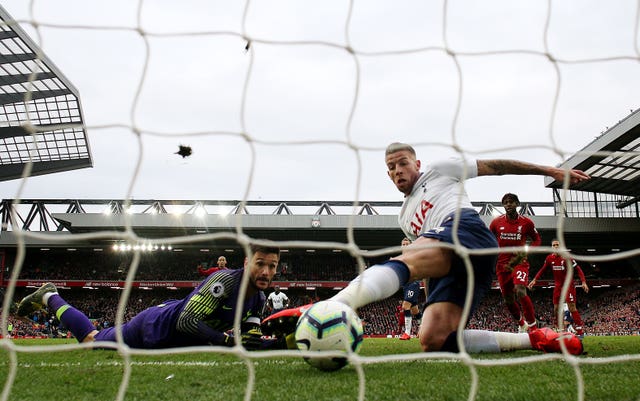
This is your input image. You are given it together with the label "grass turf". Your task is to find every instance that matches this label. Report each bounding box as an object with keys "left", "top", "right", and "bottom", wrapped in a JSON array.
[{"left": 1, "top": 336, "right": 639, "bottom": 401}]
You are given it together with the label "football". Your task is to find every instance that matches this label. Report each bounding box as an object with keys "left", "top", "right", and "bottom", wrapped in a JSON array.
[{"left": 294, "top": 300, "right": 364, "bottom": 372}]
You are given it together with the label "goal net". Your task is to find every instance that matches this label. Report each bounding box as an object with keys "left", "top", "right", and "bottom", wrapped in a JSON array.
[{"left": 1, "top": 1, "right": 639, "bottom": 401}]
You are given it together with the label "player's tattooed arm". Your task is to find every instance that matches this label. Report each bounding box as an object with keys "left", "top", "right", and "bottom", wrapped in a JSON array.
[{"left": 477, "top": 160, "right": 590, "bottom": 184}]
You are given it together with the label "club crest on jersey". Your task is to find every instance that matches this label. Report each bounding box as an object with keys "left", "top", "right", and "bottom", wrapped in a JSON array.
[{"left": 210, "top": 282, "right": 225, "bottom": 298}]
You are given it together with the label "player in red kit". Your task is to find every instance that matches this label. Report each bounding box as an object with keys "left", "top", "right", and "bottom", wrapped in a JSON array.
[
  {"left": 198, "top": 255, "right": 229, "bottom": 276},
  {"left": 489, "top": 193, "right": 541, "bottom": 332},
  {"left": 528, "top": 239, "right": 589, "bottom": 337},
  {"left": 396, "top": 301, "right": 405, "bottom": 337}
]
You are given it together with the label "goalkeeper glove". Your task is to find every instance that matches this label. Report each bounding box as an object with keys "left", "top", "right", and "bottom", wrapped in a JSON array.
[
  {"left": 241, "top": 328, "right": 265, "bottom": 350},
  {"left": 222, "top": 333, "right": 235, "bottom": 347},
  {"left": 284, "top": 332, "right": 296, "bottom": 349},
  {"left": 257, "top": 332, "right": 297, "bottom": 350}
]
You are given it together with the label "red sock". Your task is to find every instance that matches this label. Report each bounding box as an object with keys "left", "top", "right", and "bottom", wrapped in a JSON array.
[
  {"left": 571, "top": 310, "right": 584, "bottom": 327},
  {"left": 506, "top": 302, "right": 522, "bottom": 324},
  {"left": 520, "top": 295, "right": 536, "bottom": 324}
]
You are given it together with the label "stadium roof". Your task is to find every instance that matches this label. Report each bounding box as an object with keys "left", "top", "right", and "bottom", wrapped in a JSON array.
[
  {"left": 0, "top": 4, "right": 92, "bottom": 181},
  {"left": 544, "top": 108, "right": 640, "bottom": 198}
]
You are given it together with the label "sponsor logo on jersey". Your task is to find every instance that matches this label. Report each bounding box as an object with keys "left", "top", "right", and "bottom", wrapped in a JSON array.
[{"left": 410, "top": 200, "right": 434, "bottom": 235}]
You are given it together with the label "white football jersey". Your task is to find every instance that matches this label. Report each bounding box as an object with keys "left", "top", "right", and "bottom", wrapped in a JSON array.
[
  {"left": 398, "top": 158, "right": 478, "bottom": 240},
  {"left": 267, "top": 291, "right": 289, "bottom": 309}
]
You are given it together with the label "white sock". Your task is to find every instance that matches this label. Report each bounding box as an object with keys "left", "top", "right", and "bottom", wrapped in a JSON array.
[
  {"left": 493, "top": 331, "right": 532, "bottom": 351},
  {"left": 462, "top": 330, "right": 531, "bottom": 353},
  {"left": 330, "top": 264, "right": 402, "bottom": 309},
  {"left": 405, "top": 316, "right": 413, "bottom": 335},
  {"left": 42, "top": 292, "right": 58, "bottom": 304}
]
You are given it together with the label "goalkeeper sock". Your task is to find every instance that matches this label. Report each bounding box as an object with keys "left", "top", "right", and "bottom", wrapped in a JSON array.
[
  {"left": 331, "top": 260, "right": 409, "bottom": 309},
  {"left": 48, "top": 294, "right": 97, "bottom": 343}
]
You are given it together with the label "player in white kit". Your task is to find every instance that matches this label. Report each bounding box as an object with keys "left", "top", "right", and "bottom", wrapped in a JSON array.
[{"left": 329, "top": 142, "right": 589, "bottom": 355}]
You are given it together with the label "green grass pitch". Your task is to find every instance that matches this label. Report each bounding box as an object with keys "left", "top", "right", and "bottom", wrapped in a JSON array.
[{"left": 1, "top": 336, "right": 639, "bottom": 401}]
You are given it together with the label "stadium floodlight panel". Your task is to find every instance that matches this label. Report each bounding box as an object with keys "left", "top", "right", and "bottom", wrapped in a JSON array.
[{"left": 0, "top": 4, "right": 92, "bottom": 181}]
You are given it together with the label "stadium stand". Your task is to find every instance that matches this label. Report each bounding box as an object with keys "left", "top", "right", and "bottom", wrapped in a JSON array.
[
  {"left": 4, "top": 281, "right": 639, "bottom": 339},
  {"left": 1, "top": 110, "right": 639, "bottom": 340}
]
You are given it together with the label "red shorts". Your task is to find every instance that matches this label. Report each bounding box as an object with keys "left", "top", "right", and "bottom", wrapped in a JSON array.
[
  {"left": 552, "top": 286, "right": 577, "bottom": 305},
  {"left": 497, "top": 263, "right": 530, "bottom": 296}
]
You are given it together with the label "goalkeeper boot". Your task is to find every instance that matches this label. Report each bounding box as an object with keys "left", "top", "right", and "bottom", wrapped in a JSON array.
[
  {"left": 261, "top": 304, "right": 313, "bottom": 336},
  {"left": 399, "top": 332, "right": 411, "bottom": 340},
  {"left": 528, "top": 327, "right": 583, "bottom": 355},
  {"left": 17, "top": 282, "right": 57, "bottom": 317}
]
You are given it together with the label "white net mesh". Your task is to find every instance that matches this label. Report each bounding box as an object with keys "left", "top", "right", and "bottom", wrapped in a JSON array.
[{"left": 1, "top": 1, "right": 640, "bottom": 401}]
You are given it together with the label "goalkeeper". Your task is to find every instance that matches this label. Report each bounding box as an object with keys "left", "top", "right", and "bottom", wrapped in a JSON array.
[{"left": 17, "top": 245, "right": 292, "bottom": 350}]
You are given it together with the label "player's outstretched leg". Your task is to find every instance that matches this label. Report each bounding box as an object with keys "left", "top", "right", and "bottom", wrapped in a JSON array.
[
  {"left": 570, "top": 310, "right": 586, "bottom": 338},
  {"left": 17, "top": 282, "right": 57, "bottom": 317},
  {"left": 18, "top": 282, "right": 100, "bottom": 343},
  {"left": 400, "top": 309, "right": 412, "bottom": 340},
  {"left": 528, "top": 327, "right": 583, "bottom": 355},
  {"left": 261, "top": 303, "right": 313, "bottom": 336}
]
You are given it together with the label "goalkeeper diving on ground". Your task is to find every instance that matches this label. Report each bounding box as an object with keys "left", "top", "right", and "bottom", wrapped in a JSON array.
[{"left": 17, "top": 245, "right": 293, "bottom": 350}]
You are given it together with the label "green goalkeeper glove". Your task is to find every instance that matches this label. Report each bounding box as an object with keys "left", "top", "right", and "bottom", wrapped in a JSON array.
[
  {"left": 222, "top": 333, "right": 235, "bottom": 347},
  {"left": 283, "top": 332, "right": 296, "bottom": 350},
  {"left": 258, "top": 332, "right": 297, "bottom": 350},
  {"left": 241, "top": 328, "right": 265, "bottom": 350}
]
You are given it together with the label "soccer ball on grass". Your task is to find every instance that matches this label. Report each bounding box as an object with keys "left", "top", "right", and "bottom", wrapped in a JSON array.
[{"left": 294, "top": 300, "right": 364, "bottom": 372}]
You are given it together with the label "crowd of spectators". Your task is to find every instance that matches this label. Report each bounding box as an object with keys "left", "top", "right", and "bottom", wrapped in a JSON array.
[
  {"left": 7, "top": 249, "right": 364, "bottom": 283},
  {"left": 466, "top": 284, "right": 640, "bottom": 336},
  {"left": 2, "top": 248, "right": 639, "bottom": 338},
  {"left": 3, "top": 284, "right": 638, "bottom": 339},
  {"left": 277, "top": 254, "right": 360, "bottom": 282},
  {"left": 580, "top": 284, "right": 640, "bottom": 336},
  {"left": 11, "top": 251, "right": 222, "bottom": 281},
  {"left": 6, "top": 248, "right": 638, "bottom": 284},
  {"left": 4, "top": 315, "right": 53, "bottom": 338},
  {"left": 358, "top": 298, "right": 415, "bottom": 336}
]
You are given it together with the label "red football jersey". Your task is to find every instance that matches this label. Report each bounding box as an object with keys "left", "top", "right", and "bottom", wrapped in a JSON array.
[
  {"left": 489, "top": 214, "right": 541, "bottom": 270},
  {"left": 533, "top": 253, "right": 586, "bottom": 285}
]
